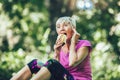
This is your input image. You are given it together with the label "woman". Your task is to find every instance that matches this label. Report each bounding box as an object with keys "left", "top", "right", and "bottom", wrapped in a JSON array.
[{"left": 10, "top": 16, "right": 92, "bottom": 80}]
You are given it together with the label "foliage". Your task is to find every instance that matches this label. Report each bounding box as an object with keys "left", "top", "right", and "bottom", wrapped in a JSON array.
[
  {"left": 0, "top": 51, "right": 25, "bottom": 80},
  {"left": 0, "top": 0, "right": 50, "bottom": 52},
  {"left": 75, "top": 0, "right": 120, "bottom": 79},
  {"left": 0, "top": 0, "right": 120, "bottom": 80}
]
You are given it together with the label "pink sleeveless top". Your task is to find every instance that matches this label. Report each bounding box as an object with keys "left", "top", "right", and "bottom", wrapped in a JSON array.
[{"left": 60, "top": 40, "right": 92, "bottom": 80}]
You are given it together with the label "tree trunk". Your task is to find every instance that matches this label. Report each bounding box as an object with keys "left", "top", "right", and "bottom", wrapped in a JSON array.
[{"left": 48, "top": 0, "right": 76, "bottom": 49}]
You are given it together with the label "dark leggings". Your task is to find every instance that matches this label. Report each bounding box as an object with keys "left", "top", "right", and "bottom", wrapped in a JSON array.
[{"left": 27, "top": 59, "right": 74, "bottom": 80}]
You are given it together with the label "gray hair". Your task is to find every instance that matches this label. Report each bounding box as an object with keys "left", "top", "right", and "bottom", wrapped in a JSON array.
[{"left": 56, "top": 16, "right": 76, "bottom": 28}]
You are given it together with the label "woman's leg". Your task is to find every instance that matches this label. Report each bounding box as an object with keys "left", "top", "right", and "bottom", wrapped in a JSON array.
[
  {"left": 30, "top": 59, "right": 74, "bottom": 80},
  {"left": 29, "top": 59, "right": 65, "bottom": 80},
  {"left": 31, "top": 67, "right": 51, "bottom": 80},
  {"left": 10, "top": 65, "right": 32, "bottom": 80},
  {"left": 43, "top": 59, "right": 74, "bottom": 80},
  {"left": 10, "top": 59, "right": 42, "bottom": 80}
]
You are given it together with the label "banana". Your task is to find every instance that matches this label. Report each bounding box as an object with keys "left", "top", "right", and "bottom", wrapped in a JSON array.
[{"left": 57, "top": 34, "right": 67, "bottom": 45}]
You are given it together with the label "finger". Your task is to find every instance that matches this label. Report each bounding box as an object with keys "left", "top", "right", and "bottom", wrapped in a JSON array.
[
  {"left": 56, "top": 38, "right": 62, "bottom": 44},
  {"left": 54, "top": 42, "right": 63, "bottom": 48},
  {"left": 72, "top": 28, "right": 76, "bottom": 33},
  {"left": 72, "top": 28, "right": 79, "bottom": 35},
  {"left": 55, "top": 42, "right": 63, "bottom": 47}
]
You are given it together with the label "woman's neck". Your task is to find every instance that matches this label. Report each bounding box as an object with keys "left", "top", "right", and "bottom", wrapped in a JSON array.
[{"left": 65, "top": 39, "right": 71, "bottom": 47}]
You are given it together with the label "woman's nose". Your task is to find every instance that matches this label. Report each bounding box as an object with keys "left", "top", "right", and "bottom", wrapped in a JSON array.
[
  {"left": 60, "top": 26, "right": 65, "bottom": 30},
  {"left": 60, "top": 28, "right": 65, "bottom": 32}
]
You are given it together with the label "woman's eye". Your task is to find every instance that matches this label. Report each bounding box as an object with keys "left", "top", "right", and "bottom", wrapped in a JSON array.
[
  {"left": 56, "top": 26, "right": 60, "bottom": 28},
  {"left": 64, "top": 24, "right": 68, "bottom": 27}
]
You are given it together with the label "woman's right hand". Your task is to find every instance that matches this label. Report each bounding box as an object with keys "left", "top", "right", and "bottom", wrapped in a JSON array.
[{"left": 54, "top": 36, "right": 64, "bottom": 57}]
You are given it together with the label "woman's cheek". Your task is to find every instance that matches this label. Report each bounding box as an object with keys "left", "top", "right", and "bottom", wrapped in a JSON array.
[
  {"left": 69, "top": 30, "right": 74, "bottom": 36},
  {"left": 67, "top": 34, "right": 72, "bottom": 39},
  {"left": 56, "top": 29, "right": 60, "bottom": 34}
]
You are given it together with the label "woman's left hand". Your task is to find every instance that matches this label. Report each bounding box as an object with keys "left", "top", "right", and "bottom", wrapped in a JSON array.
[{"left": 71, "top": 28, "right": 80, "bottom": 43}]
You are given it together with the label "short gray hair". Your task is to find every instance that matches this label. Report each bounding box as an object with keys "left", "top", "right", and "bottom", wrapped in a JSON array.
[{"left": 56, "top": 16, "right": 76, "bottom": 28}]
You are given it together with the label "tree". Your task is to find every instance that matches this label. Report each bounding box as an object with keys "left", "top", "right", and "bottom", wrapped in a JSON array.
[{"left": 0, "top": 0, "right": 120, "bottom": 79}]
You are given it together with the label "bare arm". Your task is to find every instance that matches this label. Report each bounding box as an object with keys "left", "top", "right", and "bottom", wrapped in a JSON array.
[
  {"left": 69, "top": 43, "right": 89, "bottom": 67},
  {"left": 53, "top": 50, "right": 60, "bottom": 61},
  {"left": 53, "top": 42, "right": 62, "bottom": 61},
  {"left": 53, "top": 35, "right": 64, "bottom": 61},
  {"left": 69, "top": 28, "right": 89, "bottom": 67}
]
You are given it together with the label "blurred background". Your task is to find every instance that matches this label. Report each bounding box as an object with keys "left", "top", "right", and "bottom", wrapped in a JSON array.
[{"left": 0, "top": 0, "right": 120, "bottom": 80}]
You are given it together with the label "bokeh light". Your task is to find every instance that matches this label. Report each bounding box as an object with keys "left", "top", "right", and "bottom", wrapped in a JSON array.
[{"left": 76, "top": 0, "right": 93, "bottom": 10}]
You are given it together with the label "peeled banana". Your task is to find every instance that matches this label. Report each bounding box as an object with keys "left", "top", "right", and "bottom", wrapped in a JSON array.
[{"left": 57, "top": 34, "right": 67, "bottom": 45}]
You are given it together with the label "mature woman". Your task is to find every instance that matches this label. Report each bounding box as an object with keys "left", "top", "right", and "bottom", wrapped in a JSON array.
[{"left": 10, "top": 16, "right": 92, "bottom": 80}]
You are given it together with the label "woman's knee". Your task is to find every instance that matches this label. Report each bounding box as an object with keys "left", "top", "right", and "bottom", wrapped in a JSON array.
[
  {"left": 43, "top": 59, "right": 66, "bottom": 79},
  {"left": 31, "top": 66, "right": 51, "bottom": 80},
  {"left": 27, "top": 59, "right": 41, "bottom": 74}
]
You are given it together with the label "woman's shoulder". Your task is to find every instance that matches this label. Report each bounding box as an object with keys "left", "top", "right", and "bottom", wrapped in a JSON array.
[
  {"left": 77, "top": 40, "right": 91, "bottom": 45},
  {"left": 76, "top": 40, "right": 92, "bottom": 50}
]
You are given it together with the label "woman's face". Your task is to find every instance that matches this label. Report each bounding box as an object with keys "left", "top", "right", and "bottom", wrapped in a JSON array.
[{"left": 56, "top": 22, "right": 73, "bottom": 40}]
